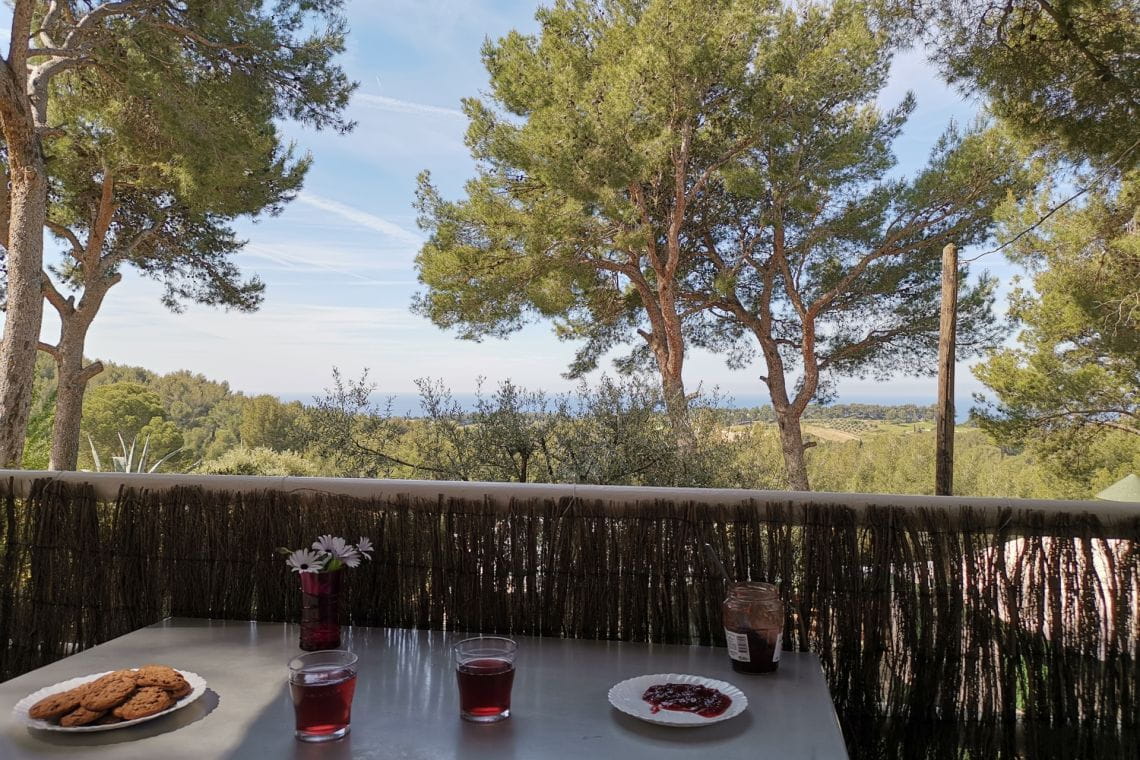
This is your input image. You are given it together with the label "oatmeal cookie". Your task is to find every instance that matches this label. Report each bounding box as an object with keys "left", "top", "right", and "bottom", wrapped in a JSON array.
[
  {"left": 166, "top": 679, "right": 192, "bottom": 699},
  {"left": 80, "top": 675, "right": 136, "bottom": 711},
  {"left": 134, "top": 665, "right": 185, "bottom": 690},
  {"left": 28, "top": 688, "right": 84, "bottom": 721},
  {"left": 112, "top": 687, "right": 173, "bottom": 721},
  {"left": 60, "top": 706, "right": 106, "bottom": 727}
]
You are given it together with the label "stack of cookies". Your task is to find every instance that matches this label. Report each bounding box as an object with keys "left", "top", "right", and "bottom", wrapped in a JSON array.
[{"left": 28, "top": 665, "right": 192, "bottom": 727}]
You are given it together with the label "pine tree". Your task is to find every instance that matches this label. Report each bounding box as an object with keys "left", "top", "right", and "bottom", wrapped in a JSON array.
[
  {"left": 37, "top": 47, "right": 312, "bottom": 470},
  {"left": 0, "top": 1, "right": 354, "bottom": 467},
  {"left": 415, "top": 0, "right": 1027, "bottom": 488},
  {"left": 972, "top": 178, "right": 1139, "bottom": 475}
]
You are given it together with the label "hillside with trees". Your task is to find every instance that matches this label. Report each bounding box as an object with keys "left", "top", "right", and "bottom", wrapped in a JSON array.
[{"left": 20, "top": 355, "right": 1136, "bottom": 499}]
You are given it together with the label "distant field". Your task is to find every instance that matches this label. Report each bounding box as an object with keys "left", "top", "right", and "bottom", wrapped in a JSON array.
[
  {"left": 730, "top": 418, "right": 940, "bottom": 443},
  {"left": 802, "top": 424, "right": 861, "bottom": 442}
]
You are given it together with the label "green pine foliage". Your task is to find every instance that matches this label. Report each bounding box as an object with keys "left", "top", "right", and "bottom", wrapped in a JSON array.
[
  {"left": 906, "top": 0, "right": 1140, "bottom": 170},
  {"left": 971, "top": 175, "right": 1140, "bottom": 483},
  {"left": 899, "top": 0, "right": 1140, "bottom": 495}
]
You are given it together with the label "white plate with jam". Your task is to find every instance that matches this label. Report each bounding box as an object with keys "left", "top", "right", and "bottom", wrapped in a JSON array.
[{"left": 608, "top": 673, "right": 747, "bottom": 726}]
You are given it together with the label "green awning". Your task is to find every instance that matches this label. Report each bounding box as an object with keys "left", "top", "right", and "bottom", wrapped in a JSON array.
[{"left": 1095, "top": 473, "right": 1140, "bottom": 502}]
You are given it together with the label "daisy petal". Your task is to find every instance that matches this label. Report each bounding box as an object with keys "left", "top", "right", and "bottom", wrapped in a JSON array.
[{"left": 286, "top": 548, "right": 325, "bottom": 573}]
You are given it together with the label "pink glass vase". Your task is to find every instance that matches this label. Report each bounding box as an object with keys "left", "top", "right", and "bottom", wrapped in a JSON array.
[{"left": 299, "top": 570, "right": 343, "bottom": 651}]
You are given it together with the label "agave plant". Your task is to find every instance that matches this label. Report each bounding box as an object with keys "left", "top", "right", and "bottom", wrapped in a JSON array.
[{"left": 86, "top": 433, "right": 184, "bottom": 473}]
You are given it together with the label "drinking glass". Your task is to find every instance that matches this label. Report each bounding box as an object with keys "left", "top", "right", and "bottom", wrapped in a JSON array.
[
  {"left": 453, "top": 636, "right": 517, "bottom": 722},
  {"left": 288, "top": 650, "right": 358, "bottom": 742}
]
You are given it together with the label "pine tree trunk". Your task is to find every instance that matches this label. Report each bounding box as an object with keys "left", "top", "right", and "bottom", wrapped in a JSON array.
[
  {"left": 42, "top": 271, "right": 114, "bottom": 471},
  {"left": 48, "top": 321, "right": 102, "bottom": 471},
  {"left": 50, "top": 348, "right": 85, "bottom": 471},
  {"left": 0, "top": 7, "right": 47, "bottom": 469},
  {"left": 650, "top": 303, "right": 694, "bottom": 451},
  {"left": 661, "top": 367, "right": 692, "bottom": 447},
  {"left": 773, "top": 404, "right": 811, "bottom": 491},
  {"left": 0, "top": 144, "right": 48, "bottom": 468},
  {"left": 759, "top": 341, "right": 812, "bottom": 491},
  {"left": 657, "top": 273, "right": 695, "bottom": 449}
]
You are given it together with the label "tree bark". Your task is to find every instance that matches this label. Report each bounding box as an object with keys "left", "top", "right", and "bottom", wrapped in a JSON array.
[
  {"left": 0, "top": 4, "right": 48, "bottom": 467},
  {"left": 49, "top": 331, "right": 88, "bottom": 471},
  {"left": 761, "top": 346, "right": 812, "bottom": 491},
  {"left": 47, "top": 316, "right": 104, "bottom": 471},
  {"left": 659, "top": 359, "right": 691, "bottom": 446},
  {"left": 723, "top": 232, "right": 816, "bottom": 491},
  {"left": 656, "top": 280, "right": 692, "bottom": 447},
  {"left": 619, "top": 248, "right": 691, "bottom": 447},
  {"left": 773, "top": 403, "right": 811, "bottom": 492},
  {"left": 41, "top": 247, "right": 117, "bottom": 470},
  {"left": 0, "top": 136, "right": 48, "bottom": 467}
]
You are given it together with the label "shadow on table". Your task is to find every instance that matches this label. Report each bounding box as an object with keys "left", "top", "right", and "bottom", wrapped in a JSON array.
[
  {"left": 453, "top": 714, "right": 518, "bottom": 759},
  {"left": 221, "top": 683, "right": 367, "bottom": 760},
  {"left": 26, "top": 688, "right": 221, "bottom": 747},
  {"left": 221, "top": 684, "right": 518, "bottom": 760},
  {"left": 610, "top": 706, "right": 754, "bottom": 745}
]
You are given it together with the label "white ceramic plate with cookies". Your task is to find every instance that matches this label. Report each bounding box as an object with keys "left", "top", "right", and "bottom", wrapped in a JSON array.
[{"left": 12, "top": 669, "right": 207, "bottom": 732}]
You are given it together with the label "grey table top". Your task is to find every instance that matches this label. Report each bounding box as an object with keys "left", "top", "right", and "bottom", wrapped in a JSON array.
[{"left": 1, "top": 618, "right": 848, "bottom": 760}]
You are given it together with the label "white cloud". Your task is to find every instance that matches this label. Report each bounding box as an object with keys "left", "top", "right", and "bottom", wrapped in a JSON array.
[
  {"left": 356, "top": 93, "right": 465, "bottom": 119},
  {"left": 295, "top": 192, "right": 422, "bottom": 246},
  {"left": 243, "top": 243, "right": 415, "bottom": 283}
]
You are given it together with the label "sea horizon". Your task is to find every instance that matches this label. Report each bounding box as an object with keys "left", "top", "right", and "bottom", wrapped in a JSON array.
[{"left": 274, "top": 390, "right": 975, "bottom": 422}]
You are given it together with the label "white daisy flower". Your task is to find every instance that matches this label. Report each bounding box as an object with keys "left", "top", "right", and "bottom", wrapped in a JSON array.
[
  {"left": 312, "top": 535, "right": 350, "bottom": 557},
  {"left": 341, "top": 550, "right": 362, "bottom": 568},
  {"left": 286, "top": 549, "right": 324, "bottom": 573},
  {"left": 356, "top": 537, "right": 374, "bottom": 558}
]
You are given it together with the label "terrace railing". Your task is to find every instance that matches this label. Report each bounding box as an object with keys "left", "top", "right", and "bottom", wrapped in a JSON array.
[{"left": 1, "top": 471, "right": 1137, "bottom": 759}]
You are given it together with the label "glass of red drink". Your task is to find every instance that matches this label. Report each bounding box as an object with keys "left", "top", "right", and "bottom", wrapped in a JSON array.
[
  {"left": 288, "top": 650, "right": 358, "bottom": 742},
  {"left": 453, "top": 636, "right": 517, "bottom": 723}
]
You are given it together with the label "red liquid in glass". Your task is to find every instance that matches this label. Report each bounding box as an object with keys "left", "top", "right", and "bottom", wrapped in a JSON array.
[
  {"left": 291, "top": 672, "right": 357, "bottom": 735},
  {"left": 456, "top": 658, "right": 515, "bottom": 717}
]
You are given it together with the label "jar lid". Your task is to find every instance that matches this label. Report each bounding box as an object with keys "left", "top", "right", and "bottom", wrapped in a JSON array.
[{"left": 726, "top": 581, "right": 779, "bottom": 602}]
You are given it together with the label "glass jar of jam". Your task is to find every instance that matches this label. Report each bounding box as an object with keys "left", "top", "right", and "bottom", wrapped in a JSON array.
[{"left": 722, "top": 582, "right": 784, "bottom": 674}]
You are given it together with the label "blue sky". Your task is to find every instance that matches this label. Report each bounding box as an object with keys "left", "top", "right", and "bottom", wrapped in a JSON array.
[{"left": 11, "top": 1, "right": 1019, "bottom": 407}]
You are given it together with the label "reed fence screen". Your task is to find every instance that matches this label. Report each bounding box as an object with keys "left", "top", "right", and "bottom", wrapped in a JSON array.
[{"left": 1, "top": 476, "right": 1137, "bottom": 759}]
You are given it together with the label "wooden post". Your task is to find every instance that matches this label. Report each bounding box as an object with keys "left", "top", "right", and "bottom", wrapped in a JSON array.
[{"left": 935, "top": 243, "right": 957, "bottom": 496}]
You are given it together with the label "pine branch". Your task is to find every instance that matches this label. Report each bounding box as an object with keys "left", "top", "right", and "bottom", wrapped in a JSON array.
[
  {"left": 45, "top": 220, "right": 85, "bottom": 261},
  {"left": 34, "top": 1, "right": 64, "bottom": 50},
  {"left": 36, "top": 341, "right": 61, "bottom": 360},
  {"left": 104, "top": 213, "right": 168, "bottom": 266},
  {"left": 41, "top": 274, "right": 75, "bottom": 318},
  {"left": 78, "top": 361, "right": 105, "bottom": 383}
]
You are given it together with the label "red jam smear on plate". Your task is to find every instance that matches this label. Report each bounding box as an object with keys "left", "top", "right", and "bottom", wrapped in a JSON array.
[{"left": 641, "top": 682, "right": 732, "bottom": 718}]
